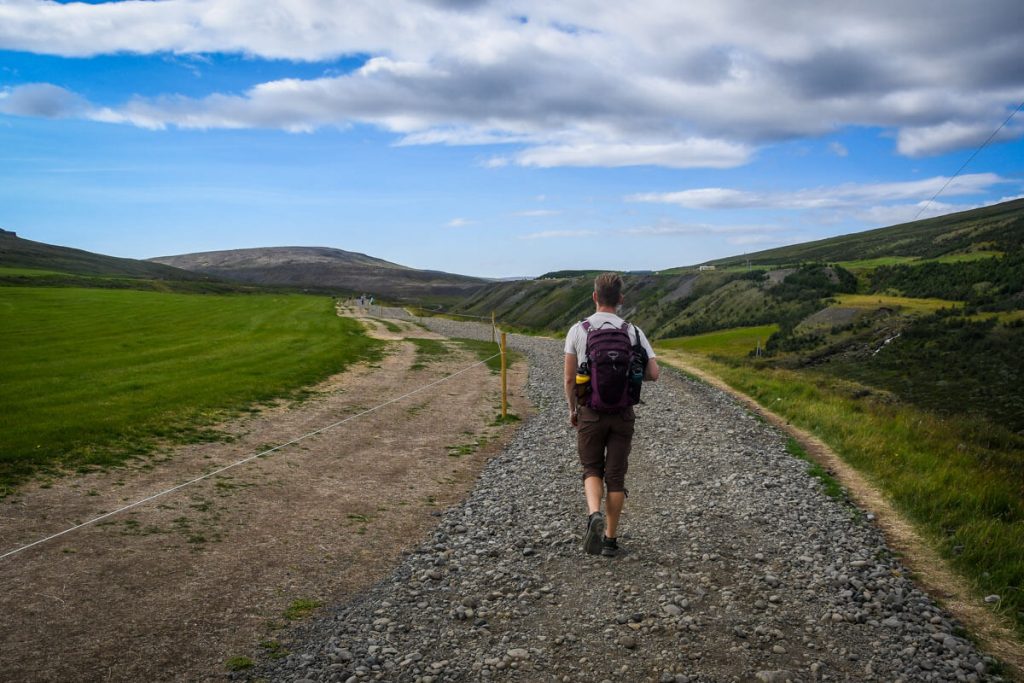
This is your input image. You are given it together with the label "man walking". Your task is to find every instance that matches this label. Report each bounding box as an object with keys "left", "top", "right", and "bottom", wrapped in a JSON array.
[{"left": 564, "top": 272, "right": 659, "bottom": 556}]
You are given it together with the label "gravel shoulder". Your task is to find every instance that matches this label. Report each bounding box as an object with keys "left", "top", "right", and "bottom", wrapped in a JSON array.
[{"left": 251, "top": 316, "right": 1010, "bottom": 683}]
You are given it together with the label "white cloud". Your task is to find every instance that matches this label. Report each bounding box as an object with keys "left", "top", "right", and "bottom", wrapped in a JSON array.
[
  {"left": 511, "top": 138, "right": 753, "bottom": 169},
  {"left": 726, "top": 234, "right": 791, "bottom": 247},
  {"left": 621, "top": 222, "right": 786, "bottom": 237},
  {"left": 828, "top": 142, "right": 848, "bottom": 157},
  {"left": 854, "top": 200, "right": 979, "bottom": 226},
  {"left": 513, "top": 209, "right": 560, "bottom": 217},
  {"left": 615, "top": 221, "right": 792, "bottom": 252},
  {"left": 897, "top": 119, "right": 1024, "bottom": 157},
  {"left": 519, "top": 229, "right": 598, "bottom": 240},
  {"left": 0, "top": 83, "right": 88, "bottom": 118},
  {"left": 446, "top": 217, "right": 474, "bottom": 228},
  {"left": 482, "top": 156, "right": 510, "bottom": 168},
  {"left": 1, "top": 1, "right": 1023, "bottom": 165},
  {"left": 628, "top": 173, "right": 1012, "bottom": 210}
]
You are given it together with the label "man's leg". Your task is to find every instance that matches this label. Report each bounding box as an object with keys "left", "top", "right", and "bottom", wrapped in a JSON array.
[
  {"left": 605, "top": 491, "right": 625, "bottom": 537},
  {"left": 577, "top": 408, "right": 611, "bottom": 555},
  {"left": 582, "top": 475, "right": 606, "bottom": 555},
  {"left": 584, "top": 475, "right": 604, "bottom": 515},
  {"left": 602, "top": 409, "right": 635, "bottom": 545}
]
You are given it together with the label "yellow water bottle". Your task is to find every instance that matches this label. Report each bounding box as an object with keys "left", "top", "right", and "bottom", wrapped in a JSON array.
[{"left": 575, "top": 361, "right": 590, "bottom": 400}]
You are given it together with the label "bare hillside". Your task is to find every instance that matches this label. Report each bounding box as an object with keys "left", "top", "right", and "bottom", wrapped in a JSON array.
[{"left": 151, "top": 246, "right": 488, "bottom": 302}]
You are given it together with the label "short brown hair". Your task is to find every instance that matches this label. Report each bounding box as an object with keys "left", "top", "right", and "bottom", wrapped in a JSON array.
[{"left": 594, "top": 272, "right": 623, "bottom": 306}]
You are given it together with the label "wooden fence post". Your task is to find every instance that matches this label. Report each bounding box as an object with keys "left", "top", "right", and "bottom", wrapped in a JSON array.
[{"left": 500, "top": 332, "right": 507, "bottom": 418}]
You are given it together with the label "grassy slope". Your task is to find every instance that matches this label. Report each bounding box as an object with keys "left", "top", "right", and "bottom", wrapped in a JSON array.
[
  {"left": 0, "top": 234, "right": 271, "bottom": 295},
  {"left": 656, "top": 345, "right": 1024, "bottom": 638},
  {"left": 0, "top": 233, "right": 206, "bottom": 280},
  {"left": 657, "top": 324, "right": 778, "bottom": 357},
  {"left": 0, "top": 288, "right": 381, "bottom": 493},
  {"left": 703, "top": 198, "right": 1024, "bottom": 268}
]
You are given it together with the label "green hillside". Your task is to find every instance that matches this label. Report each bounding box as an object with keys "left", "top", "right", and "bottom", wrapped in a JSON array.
[
  {"left": 0, "top": 230, "right": 207, "bottom": 280},
  {"left": 702, "top": 197, "right": 1024, "bottom": 268},
  {"left": 448, "top": 198, "right": 1024, "bottom": 431},
  {"left": 0, "top": 230, "right": 267, "bottom": 294}
]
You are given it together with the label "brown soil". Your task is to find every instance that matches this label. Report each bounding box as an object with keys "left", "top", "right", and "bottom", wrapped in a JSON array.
[
  {"left": 0, "top": 308, "right": 529, "bottom": 682},
  {"left": 658, "top": 349, "right": 1024, "bottom": 680}
]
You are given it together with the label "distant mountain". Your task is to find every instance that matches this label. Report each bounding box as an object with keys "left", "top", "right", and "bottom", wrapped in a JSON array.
[
  {"left": 150, "top": 246, "right": 488, "bottom": 303},
  {"left": 0, "top": 230, "right": 207, "bottom": 281}
]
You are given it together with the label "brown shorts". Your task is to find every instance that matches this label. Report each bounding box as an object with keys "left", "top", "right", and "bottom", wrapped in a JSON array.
[{"left": 576, "top": 404, "right": 635, "bottom": 493}]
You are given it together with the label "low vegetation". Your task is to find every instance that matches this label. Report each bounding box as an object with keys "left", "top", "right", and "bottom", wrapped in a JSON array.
[
  {"left": 655, "top": 344, "right": 1024, "bottom": 638},
  {"left": 656, "top": 324, "right": 778, "bottom": 358},
  {"left": 452, "top": 337, "right": 519, "bottom": 374},
  {"left": 0, "top": 288, "right": 381, "bottom": 495},
  {"left": 409, "top": 338, "right": 450, "bottom": 369}
]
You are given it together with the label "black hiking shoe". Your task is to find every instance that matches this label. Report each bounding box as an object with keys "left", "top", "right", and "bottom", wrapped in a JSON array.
[
  {"left": 601, "top": 536, "right": 619, "bottom": 557},
  {"left": 583, "top": 512, "right": 605, "bottom": 555}
]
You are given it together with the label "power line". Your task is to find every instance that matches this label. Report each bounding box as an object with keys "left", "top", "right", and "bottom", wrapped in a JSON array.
[{"left": 914, "top": 100, "right": 1024, "bottom": 221}]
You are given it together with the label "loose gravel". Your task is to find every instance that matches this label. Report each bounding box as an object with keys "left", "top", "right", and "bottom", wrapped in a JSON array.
[{"left": 248, "top": 315, "right": 1005, "bottom": 683}]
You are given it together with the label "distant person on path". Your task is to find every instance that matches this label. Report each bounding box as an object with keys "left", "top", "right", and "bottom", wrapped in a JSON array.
[{"left": 564, "top": 272, "right": 659, "bottom": 557}]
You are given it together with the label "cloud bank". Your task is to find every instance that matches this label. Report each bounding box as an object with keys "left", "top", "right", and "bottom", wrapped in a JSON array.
[
  {"left": 627, "top": 174, "right": 1009, "bottom": 210},
  {"left": 1, "top": 0, "right": 1023, "bottom": 165}
]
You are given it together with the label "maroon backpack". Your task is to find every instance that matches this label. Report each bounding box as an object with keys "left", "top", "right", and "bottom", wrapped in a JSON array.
[{"left": 582, "top": 320, "right": 640, "bottom": 413}]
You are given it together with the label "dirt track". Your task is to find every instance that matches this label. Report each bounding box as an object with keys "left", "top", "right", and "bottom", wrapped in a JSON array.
[{"left": 0, "top": 308, "right": 528, "bottom": 682}]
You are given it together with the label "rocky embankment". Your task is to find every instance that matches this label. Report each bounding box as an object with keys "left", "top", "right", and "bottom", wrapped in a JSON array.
[{"left": 249, "top": 315, "right": 1003, "bottom": 682}]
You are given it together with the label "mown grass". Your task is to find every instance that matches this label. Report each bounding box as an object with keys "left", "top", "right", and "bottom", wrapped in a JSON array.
[
  {"left": 932, "top": 251, "right": 1005, "bottom": 264},
  {"left": 832, "top": 293, "right": 960, "bottom": 315},
  {"left": 656, "top": 346, "right": 1024, "bottom": 637},
  {"left": 0, "top": 287, "right": 381, "bottom": 494},
  {"left": 0, "top": 266, "right": 69, "bottom": 277},
  {"left": 836, "top": 256, "right": 922, "bottom": 270},
  {"left": 658, "top": 324, "right": 778, "bottom": 358},
  {"left": 409, "top": 338, "right": 450, "bottom": 369},
  {"left": 451, "top": 337, "right": 520, "bottom": 374}
]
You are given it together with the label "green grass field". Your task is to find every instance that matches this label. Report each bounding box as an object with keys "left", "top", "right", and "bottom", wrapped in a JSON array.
[
  {"left": 931, "top": 250, "right": 1005, "bottom": 264},
  {"left": 836, "top": 256, "right": 921, "bottom": 270},
  {"left": 657, "top": 324, "right": 779, "bottom": 358},
  {"left": 0, "top": 266, "right": 70, "bottom": 277},
  {"left": 832, "top": 293, "right": 960, "bottom": 315},
  {"left": 658, "top": 347, "right": 1024, "bottom": 638},
  {"left": 0, "top": 287, "right": 381, "bottom": 494}
]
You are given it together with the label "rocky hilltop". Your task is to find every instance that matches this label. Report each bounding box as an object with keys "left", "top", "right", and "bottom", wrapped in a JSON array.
[{"left": 151, "top": 246, "right": 488, "bottom": 303}]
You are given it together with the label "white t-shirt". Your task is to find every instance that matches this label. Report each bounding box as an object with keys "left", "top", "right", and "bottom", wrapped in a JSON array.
[{"left": 564, "top": 312, "right": 656, "bottom": 362}]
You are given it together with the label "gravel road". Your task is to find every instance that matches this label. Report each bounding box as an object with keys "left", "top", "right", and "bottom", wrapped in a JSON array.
[{"left": 249, "top": 316, "right": 1004, "bottom": 682}]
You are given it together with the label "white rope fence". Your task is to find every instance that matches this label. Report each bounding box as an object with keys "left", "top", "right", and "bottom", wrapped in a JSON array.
[{"left": 0, "top": 352, "right": 501, "bottom": 563}]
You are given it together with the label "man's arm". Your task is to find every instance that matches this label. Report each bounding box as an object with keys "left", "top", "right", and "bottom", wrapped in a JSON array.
[
  {"left": 645, "top": 357, "right": 660, "bottom": 382},
  {"left": 635, "top": 327, "right": 660, "bottom": 382},
  {"left": 564, "top": 353, "right": 579, "bottom": 427}
]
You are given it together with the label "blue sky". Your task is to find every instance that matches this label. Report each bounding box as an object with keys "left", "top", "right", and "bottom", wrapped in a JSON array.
[{"left": 1, "top": 1, "right": 1022, "bottom": 278}]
